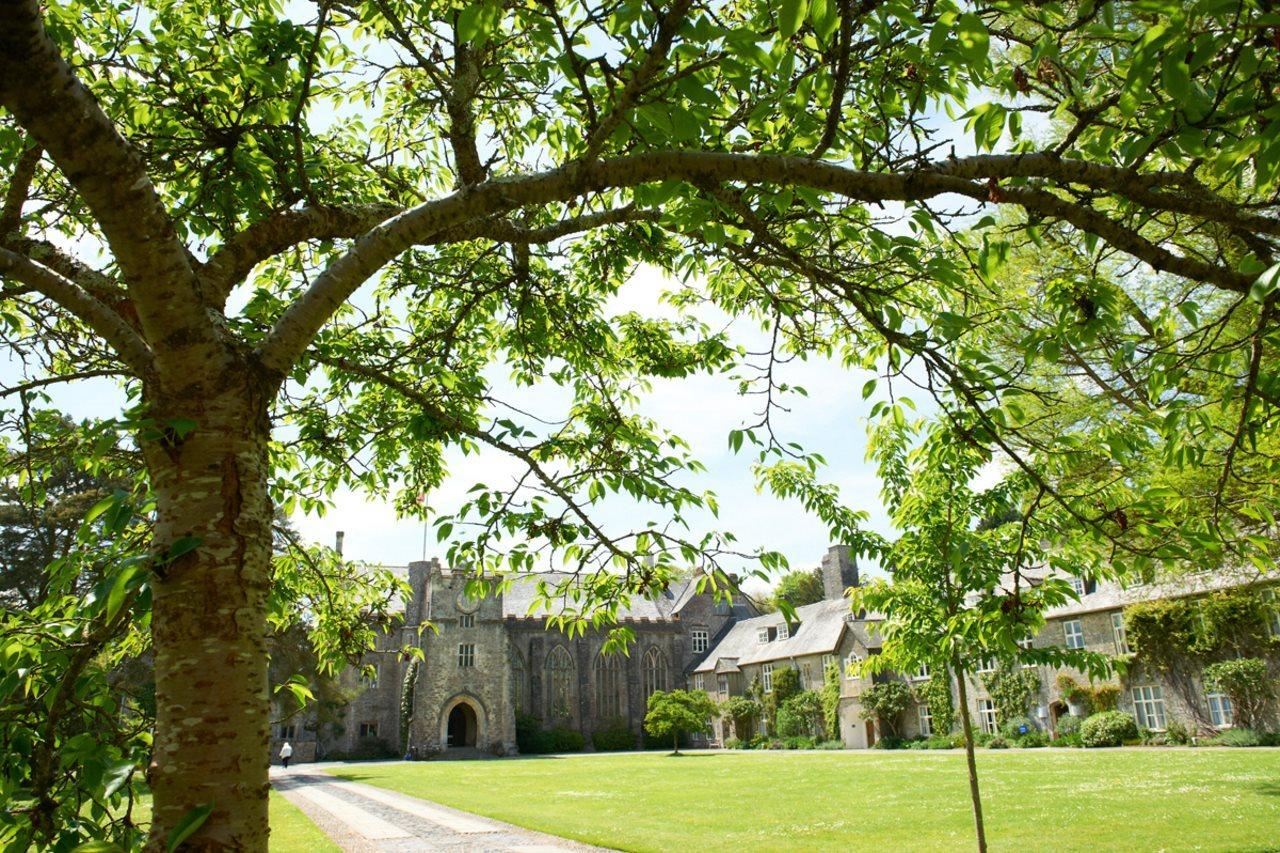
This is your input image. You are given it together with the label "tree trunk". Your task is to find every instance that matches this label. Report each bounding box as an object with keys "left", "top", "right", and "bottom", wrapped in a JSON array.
[
  {"left": 672, "top": 732, "right": 679, "bottom": 755},
  {"left": 952, "top": 659, "right": 988, "bottom": 853},
  {"left": 143, "top": 386, "right": 274, "bottom": 851}
]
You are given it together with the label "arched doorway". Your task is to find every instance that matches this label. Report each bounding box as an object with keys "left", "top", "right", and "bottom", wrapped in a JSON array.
[
  {"left": 864, "top": 719, "right": 877, "bottom": 747},
  {"left": 447, "top": 702, "right": 478, "bottom": 748},
  {"left": 1048, "top": 701, "right": 1069, "bottom": 738}
]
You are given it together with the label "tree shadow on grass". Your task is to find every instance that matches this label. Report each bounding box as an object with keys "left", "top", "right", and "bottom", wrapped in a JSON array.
[{"left": 1251, "top": 781, "right": 1280, "bottom": 797}]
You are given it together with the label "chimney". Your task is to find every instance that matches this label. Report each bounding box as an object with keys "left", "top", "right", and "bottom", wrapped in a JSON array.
[
  {"left": 821, "top": 545, "right": 858, "bottom": 600},
  {"left": 335, "top": 530, "right": 345, "bottom": 557}
]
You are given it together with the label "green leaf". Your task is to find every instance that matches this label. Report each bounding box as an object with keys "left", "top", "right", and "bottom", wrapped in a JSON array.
[
  {"left": 1250, "top": 263, "right": 1280, "bottom": 303},
  {"left": 71, "top": 842, "right": 124, "bottom": 853},
  {"left": 779, "top": 0, "right": 808, "bottom": 38},
  {"left": 161, "top": 536, "right": 203, "bottom": 564},
  {"left": 167, "top": 803, "right": 214, "bottom": 853},
  {"left": 955, "top": 14, "right": 989, "bottom": 67}
]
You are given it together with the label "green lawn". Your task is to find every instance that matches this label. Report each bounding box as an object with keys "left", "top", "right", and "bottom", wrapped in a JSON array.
[{"left": 328, "top": 749, "right": 1280, "bottom": 852}]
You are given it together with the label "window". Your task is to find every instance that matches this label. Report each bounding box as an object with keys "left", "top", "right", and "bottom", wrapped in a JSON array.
[
  {"left": 822, "top": 654, "right": 836, "bottom": 673},
  {"left": 1017, "top": 634, "right": 1034, "bottom": 651},
  {"left": 1063, "top": 620, "right": 1085, "bottom": 650},
  {"left": 978, "top": 699, "right": 998, "bottom": 734},
  {"left": 762, "top": 662, "right": 774, "bottom": 694},
  {"left": 777, "top": 622, "right": 790, "bottom": 641},
  {"left": 546, "top": 645, "right": 575, "bottom": 723},
  {"left": 278, "top": 724, "right": 296, "bottom": 740},
  {"left": 914, "top": 663, "right": 931, "bottom": 680},
  {"left": 976, "top": 657, "right": 997, "bottom": 674},
  {"left": 1206, "top": 692, "right": 1234, "bottom": 728},
  {"left": 643, "top": 647, "right": 668, "bottom": 700},
  {"left": 917, "top": 703, "right": 933, "bottom": 736},
  {"left": 717, "top": 675, "right": 729, "bottom": 696},
  {"left": 358, "top": 722, "right": 377, "bottom": 739},
  {"left": 693, "top": 673, "right": 705, "bottom": 692},
  {"left": 844, "top": 653, "right": 862, "bottom": 678},
  {"left": 691, "top": 629, "right": 709, "bottom": 654},
  {"left": 1068, "top": 577, "right": 1085, "bottom": 596},
  {"left": 1111, "top": 612, "right": 1130, "bottom": 654},
  {"left": 362, "top": 664, "right": 379, "bottom": 689},
  {"left": 757, "top": 627, "right": 770, "bottom": 644},
  {"left": 594, "top": 651, "right": 625, "bottom": 719},
  {"left": 457, "top": 643, "right": 475, "bottom": 667},
  {"left": 1131, "top": 685, "right": 1167, "bottom": 730},
  {"left": 459, "top": 613, "right": 474, "bottom": 628}
]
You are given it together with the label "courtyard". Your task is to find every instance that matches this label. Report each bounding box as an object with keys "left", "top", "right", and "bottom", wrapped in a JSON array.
[{"left": 319, "top": 749, "right": 1280, "bottom": 852}]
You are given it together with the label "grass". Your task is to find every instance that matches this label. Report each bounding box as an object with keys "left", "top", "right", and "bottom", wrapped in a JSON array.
[
  {"left": 328, "top": 748, "right": 1280, "bottom": 852},
  {"left": 110, "top": 790, "right": 337, "bottom": 852}
]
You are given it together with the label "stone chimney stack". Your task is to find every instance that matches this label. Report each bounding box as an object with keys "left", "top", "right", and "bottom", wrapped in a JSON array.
[
  {"left": 821, "top": 545, "right": 858, "bottom": 600},
  {"left": 405, "top": 559, "right": 433, "bottom": 625},
  {"left": 334, "top": 530, "right": 345, "bottom": 557}
]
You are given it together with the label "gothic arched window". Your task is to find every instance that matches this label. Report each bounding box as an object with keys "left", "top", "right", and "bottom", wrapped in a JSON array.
[
  {"left": 594, "top": 651, "right": 625, "bottom": 720},
  {"left": 546, "top": 645, "right": 575, "bottom": 723},
  {"left": 512, "top": 649, "right": 527, "bottom": 714},
  {"left": 642, "top": 647, "right": 668, "bottom": 701}
]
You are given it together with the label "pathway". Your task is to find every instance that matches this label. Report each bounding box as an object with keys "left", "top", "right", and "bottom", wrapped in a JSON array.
[{"left": 271, "top": 765, "right": 611, "bottom": 852}]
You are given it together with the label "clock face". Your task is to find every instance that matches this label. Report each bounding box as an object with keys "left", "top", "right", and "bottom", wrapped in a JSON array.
[{"left": 456, "top": 591, "right": 481, "bottom": 614}]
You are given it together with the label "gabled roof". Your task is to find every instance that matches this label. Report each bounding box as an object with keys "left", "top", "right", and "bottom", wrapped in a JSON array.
[
  {"left": 694, "top": 598, "right": 864, "bottom": 673},
  {"left": 1045, "top": 567, "right": 1277, "bottom": 619}
]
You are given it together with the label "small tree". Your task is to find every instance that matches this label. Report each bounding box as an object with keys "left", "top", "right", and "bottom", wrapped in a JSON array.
[
  {"left": 644, "top": 689, "right": 717, "bottom": 755},
  {"left": 720, "top": 696, "right": 761, "bottom": 740},
  {"left": 858, "top": 681, "right": 912, "bottom": 738},
  {"left": 778, "top": 691, "right": 825, "bottom": 738},
  {"left": 1203, "top": 658, "right": 1275, "bottom": 730},
  {"left": 768, "top": 569, "right": 826, "bottom": 611}
]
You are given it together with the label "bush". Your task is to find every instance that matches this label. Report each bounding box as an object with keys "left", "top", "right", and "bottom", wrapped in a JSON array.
[
  {"left": 1091, "top": 684, "right": 1121, "bottom": 711},
  {"left": 1055, "top": 714, "right": 1082, "bottom": 737},
  {"left": 550, "top": 727, "right": 585, "bottom": 752},
  {"left": 724, "top": 737, "right": 744, "bottom": 749},
  {"left": 1014, "top": 731, "right": 1048, "bottom": 748},
  {"left": 1204, "top": 658, "right": 1275, "bottom": 730},
  {"left": 1056, "top": 732, "right": 1083, "bottom": 748},
  {"left": 873, "top": 735, "right": 907, "bottom": 750},
  {"left": 1212, "top": 727, "right": 1262, "bottom": 747},
  {"left": 921, "top": 735, "right": 954, "bottom": 749},
  {"left": 765, "top": 738, "right": 786, "bottom": 750},
  {"left": 592, "top": 719, "right": 635, "bottom": 752},
  {"left": 1165, "top": 720, "right": 1190, "bottom": 746},
  {"left": 1260, "top": 731, "right": 1280, "bottom": 747},
  {"left": 949, "top": 732, "right": 968, "bottom": 749},
  {"left": 747, "top": 734, "right": 769, "bottom": 749},
  {"left": 999, "top": 717, "right": 1038, "bottom": 740},
  {"left": 986, "top": 736, "right": 1009, "bottom": 749},
  {"left": 1080, "top": 711, "right": 1139, "bottom": 747},
  {"left": 817, "top": 739, "right": 845, "bottom": 750},
  {"left": 784, "top": 735, "right": 817, "bottom": 750}
]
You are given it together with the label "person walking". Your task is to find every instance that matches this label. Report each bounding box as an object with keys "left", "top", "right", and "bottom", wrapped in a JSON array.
[{"left": 279, "top": 741, "right": 293, "bottom": 770}]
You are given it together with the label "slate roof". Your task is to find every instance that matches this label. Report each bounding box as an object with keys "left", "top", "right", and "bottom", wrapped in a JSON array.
[
  {"left": 693, "top": 598, "right": 867, "bottom": 673},
  {"left": 500, "top": 571, "right": 679, "bottom": 620},
  {"left": 1045, "top": 566, "right": 1277, "bottom": 619}
]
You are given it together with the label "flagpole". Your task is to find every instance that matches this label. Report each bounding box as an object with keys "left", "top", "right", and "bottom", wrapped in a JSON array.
[{"left": 417, "top": 491, "right": 429, "bottom": 561}]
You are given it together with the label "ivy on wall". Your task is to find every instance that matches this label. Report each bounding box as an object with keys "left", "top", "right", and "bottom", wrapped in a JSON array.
[
  {"left": 859, "top": 681, "right": 912, "bottom": 737},
  {"left": 914, "top": 671, "right": 956, "bottom": 734},
  {"left": 821, "top": 662, "right": 842, "bottom": 738},
  {"left": 399, "top": 658, "right": 420, "bottom": 753},
  {"left": 982, "top": 667, "right": 1041, "bottom": 727}
]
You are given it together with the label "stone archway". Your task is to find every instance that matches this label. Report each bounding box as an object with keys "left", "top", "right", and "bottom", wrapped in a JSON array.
[{"left": 439, "top": 694, "right": 486, "bottom": 750}]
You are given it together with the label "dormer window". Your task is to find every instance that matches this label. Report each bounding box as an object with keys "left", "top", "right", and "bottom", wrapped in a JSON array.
[
  {"left": 757, "top": 627, "right": 770, "bottom": 644},
  {"left": 777, "top": 622, "right": 790, "bottom": 640}
]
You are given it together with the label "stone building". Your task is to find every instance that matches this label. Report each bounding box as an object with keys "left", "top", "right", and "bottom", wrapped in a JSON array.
[
  {"left": 273, "top": 544, "right": 1279, "bottom": 761},
  {"left": 294, "top": 556, "right": 754, "bottom": 760}
]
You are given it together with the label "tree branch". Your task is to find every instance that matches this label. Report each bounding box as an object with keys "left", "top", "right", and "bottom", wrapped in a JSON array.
[{"left": 0, "top": 247, "right": 152, "bottom": 372}]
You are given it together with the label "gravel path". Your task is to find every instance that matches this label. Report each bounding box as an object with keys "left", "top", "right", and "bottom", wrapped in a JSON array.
[{"left": 271, "top": 765, "right": 612, "bottom": 852}]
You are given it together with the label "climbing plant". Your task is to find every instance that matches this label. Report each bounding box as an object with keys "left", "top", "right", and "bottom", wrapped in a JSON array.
[
  {"left": 821, "top": 662, "right": 842, "bottom": 740},
  {"left": 915, "top": 671, "right": 956, "bottom": 735},
  {"left": 859, "top": 681, "right": 912, "bottom": 738},
  {"left": 982, "top": 667, "right": 1041, "bottom": 727},
  {"left": 1203, "top": 658, "right": 1276, "bottom": 730},
  {"left": 399, "top": 658, "right": 420, "bottom": 754}
]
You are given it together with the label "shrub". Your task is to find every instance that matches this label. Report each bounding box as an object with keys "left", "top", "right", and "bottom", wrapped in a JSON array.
[
  {"left": 873, "top": 735, "right": 907, "bottom": 750},
  {"left": 1212, "top": 728, "right": 1262, "bottom": 747},
  {"left": 817, "top": 739, "right": 845, "bottom": 750},
  {"left": 1080, "top": 711, "right": 1139, "bottom": 747},
  {"left": 1015, "top": 731, "right": 1048, "bottom": 748},
  {"left": 949, "top": 732, "right": 968, "bottom": 749},
  {"left": 922, "top": 735, "right": 954, "bottom": 749},
  {"left": 591, "top": 719, "right": 635, "bottom": 752},
  {"left": 1260, "top": 731, "right": 1280, "bottom": 747},
  {"left": 1203, "top": 658, "right": 1275, "bottom": 730},
  {"left": 724, "top": 737, "right": 744, "bottom": 750},
  {"left": 999, "top": 716, "right": 1038, "bottom": 741},
  {"left": 859, "top": 681, "right": 912, "bottom": 737},
  {"left": 778, "top": 691, "right": 825, "bottom": 738},
  {"left": 550, "top": 727, "right": 585, "bottom": 752},
  {"left": 1165, "top": 720, "right": 1190, "bottom": 746},
  {"left": 784, "top": 735, "right": 817, "bottom": 750},
  {"left": 1055, "top": 714, "right": 1082, "bottom": 737},
  {"left": 986, "top": 736, "right": 1009, "bottom": 749},
  {"left": 765, "top": 738, "right": 786, "bottom": 750},
  {"left": 1056, "top": 732, "right": 1083, "bottom": 748}
]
